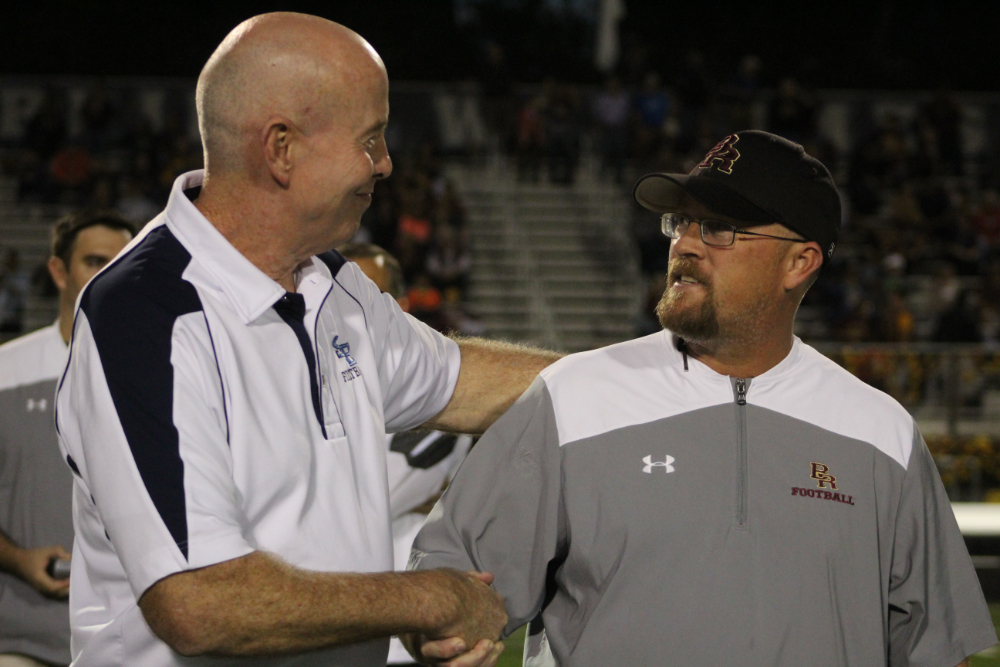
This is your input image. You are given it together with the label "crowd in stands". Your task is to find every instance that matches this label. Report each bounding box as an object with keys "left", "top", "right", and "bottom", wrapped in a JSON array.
[
  {"left": 10, "top": 83, "right": 199, "bottom": 218},
  {"left": 2, "top": 64, "right": 999, "bottom": 346},
  {"left": 350, "top": 150, "right": 479, "bottom": 336},
  {"left": 0, "top": 82, "right": 478, "bottom": 338},
  {"left": 492, "top": 55, "right": 999, "bottom": 346}
]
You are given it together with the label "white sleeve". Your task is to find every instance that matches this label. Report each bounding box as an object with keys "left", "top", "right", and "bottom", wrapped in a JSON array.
[
  {"left": 339, "top": 264, "right": 461, "bottom": 432},
  {"left": 386, "top": 432, "right": 473, "bottom": 518},
  {"left": 57, "top": 311, "right": 254, "bottom": 599}
]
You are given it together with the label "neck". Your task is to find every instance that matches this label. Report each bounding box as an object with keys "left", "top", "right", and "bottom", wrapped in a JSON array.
[
  {"left": 194, "top": 175, "right": 307, "bottom": 292},
  {"left": 681, "top": 321, "right": 795, "bottom": 379},
  {"left": 58, "top": 294, "right": 74, "bottom": 345}
]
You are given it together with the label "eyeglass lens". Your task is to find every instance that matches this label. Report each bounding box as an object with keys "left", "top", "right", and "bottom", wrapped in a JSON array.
[{"left": 661, "top": 214, "right": 736, "bottom": 247}]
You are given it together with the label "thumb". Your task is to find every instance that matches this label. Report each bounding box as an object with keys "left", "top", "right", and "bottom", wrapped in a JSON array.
[
  {"left": 468, "top": 570, "right": 494, "bottom": 586},
  {"left": 55, "top": 546, "right": 72, "bottom": 560}
]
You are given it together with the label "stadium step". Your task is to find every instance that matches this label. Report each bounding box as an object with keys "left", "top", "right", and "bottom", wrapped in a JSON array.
[{"left": 448, "top": 163, "right": 641, "bottom": 352}]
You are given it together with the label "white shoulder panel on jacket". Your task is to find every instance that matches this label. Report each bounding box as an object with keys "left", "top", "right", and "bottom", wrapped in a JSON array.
[
  {"left": 0, "top": 324, "right": 68, "bottom": 391},
  {"left": 749, "top": 341, "right": 915, "bottom": 469},
  {"left": 539, "top": 331, "right": 734, "bottom": 447}
]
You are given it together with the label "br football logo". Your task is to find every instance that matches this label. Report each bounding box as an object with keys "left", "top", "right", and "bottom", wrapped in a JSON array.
[
  {"left": 642, "top": 455, "right": 675, "bottom": 474},
  {"left": 696, "top": 134, "right": 741, "bottom": 174}
]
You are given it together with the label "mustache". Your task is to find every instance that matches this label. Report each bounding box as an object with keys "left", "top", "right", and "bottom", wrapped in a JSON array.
[{"left": 667, "top": 259, "right": 711, "bottom": 286}]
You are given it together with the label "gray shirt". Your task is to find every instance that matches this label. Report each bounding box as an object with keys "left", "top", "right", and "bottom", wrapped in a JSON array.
[
  {"left": 0, "top": 323, "right": 73, "bottom": 665},
  {"left": 412, "top": 332, "right": 996, "bottom": 667}
]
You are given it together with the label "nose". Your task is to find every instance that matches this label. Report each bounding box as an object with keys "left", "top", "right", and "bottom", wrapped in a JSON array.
[
  {"left": 374, "top": 141, "right": 393, "bottom": 180},
  {"left": 669, "top": 219, "right": 706, "bottom": 259}
]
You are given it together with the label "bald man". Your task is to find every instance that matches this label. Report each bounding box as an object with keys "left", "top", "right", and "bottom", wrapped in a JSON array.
[{"left": 55, "top": 13, "right": 559, "bottom": 667}]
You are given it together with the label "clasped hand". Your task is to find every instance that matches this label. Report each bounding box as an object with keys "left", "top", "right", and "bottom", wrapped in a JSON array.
[{"left": 402, "top": 570, "right": 507, "bottom": 667}]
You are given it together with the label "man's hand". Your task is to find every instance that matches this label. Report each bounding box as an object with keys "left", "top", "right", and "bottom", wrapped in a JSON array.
[
  {"left": 10, "top": 545, "right": 71, "bottom": 598},
  {"left": 401, "top": 570, "right": 507, "bottom": 666}
]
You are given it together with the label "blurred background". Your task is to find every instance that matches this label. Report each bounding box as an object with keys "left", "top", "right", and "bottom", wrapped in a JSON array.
[{"left": 1, "top": 0, "right": 1000, "bottom": 661}]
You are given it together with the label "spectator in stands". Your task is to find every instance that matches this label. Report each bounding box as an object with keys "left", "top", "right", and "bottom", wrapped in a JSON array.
[
  {"left": 433, "top": 181, "right": 468, "bottom": 231},
  {"left": 23, "top": 90, "right": 67, "bottom": 164},
  {"left": 946, "top": 214, "right": 984, "bottom": 276},
  {"left": 674, "top": 51, "right": 712, "bottom": 145},
  {"left": 0, "top": 249, "right": 30, "bottom": 334},
  {"left": 720, "top": 54, "right": 762, "bottom": 132},
  {"left": 0, "top": 210, "right": 134, "bottom": 667},
  {"left": 973, "top": 189, "right": 1000, "bottom": 249},
  {"left": 478, "top": 40, "right": 515, "bottom": 151},
  {"left": 934, "top": 288, "right": 983, "bottom": 342},
  {"left": 633, "top": 71, "right": 671, "bottom": 163},
  {"left": 81, "top": 81, "right": 116, "bottom": 153},
  {"left": 767, "top": 77, "right": 818, "bottom": 144},
  {"left": 516, "top": 94, "right": 546, "bottom": 183},
  {"left": 406, "top": 273, "right": 445, "bottom": 329},
  {"left": 545, "top": 84, "right": 581, "bottom": 185},
  {"left": 917, "top": 91, "right": 963, "bottom": 175},
  {"left": 395, "top": 168, "right": 435, "bottom": 279},
  {"left": 592, "top": 76, "right": 631, "bottom": 183},
  {"left": 116, "top": 174, "right": 160, "bottom": 226},
  {"left": 426, "top": 224, "right": 471, "bottom": 296}
]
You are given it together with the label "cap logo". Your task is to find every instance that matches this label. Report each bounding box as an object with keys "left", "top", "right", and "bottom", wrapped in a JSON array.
[{"left": 697, "top": 134, "right": 741, "bottom": 175}]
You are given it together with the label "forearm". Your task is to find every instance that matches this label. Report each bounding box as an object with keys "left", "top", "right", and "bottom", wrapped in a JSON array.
[
  {"left": 425, "top": 337, "right": 563, "bottom": 434},
  {"left": 0, "top": 529, "right": 21, "bottom": 576},
  {"left": 140, "top": 551, "right": 473, "bottom": 657}
]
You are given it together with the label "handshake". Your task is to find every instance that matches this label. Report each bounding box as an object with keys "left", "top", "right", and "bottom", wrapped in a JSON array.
[{"left": 401, "top": 569, "right": 508, "bottom": 667}]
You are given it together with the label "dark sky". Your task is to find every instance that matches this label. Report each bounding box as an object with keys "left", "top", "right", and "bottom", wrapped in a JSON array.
[{"left": 2, "top": 0, "right": 1000, "bottom": 90}]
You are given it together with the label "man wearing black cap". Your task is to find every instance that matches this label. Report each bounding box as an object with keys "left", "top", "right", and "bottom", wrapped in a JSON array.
[{"left": 408, "top": 131, "right": 996, "bottom": 666}]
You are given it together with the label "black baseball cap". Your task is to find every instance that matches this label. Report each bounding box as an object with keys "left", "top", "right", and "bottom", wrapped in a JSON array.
[{"left": 633, "top": 130, "right": 842, "bottom": 259}]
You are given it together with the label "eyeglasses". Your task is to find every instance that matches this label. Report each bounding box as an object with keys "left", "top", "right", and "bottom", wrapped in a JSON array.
[{"left": 661, "top": 213, "right": 808, "bottom": 247}]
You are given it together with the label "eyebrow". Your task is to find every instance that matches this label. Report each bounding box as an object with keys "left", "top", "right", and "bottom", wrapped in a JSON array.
[{"left": 361, "top": 119, "right": 388, "bottom": 136}]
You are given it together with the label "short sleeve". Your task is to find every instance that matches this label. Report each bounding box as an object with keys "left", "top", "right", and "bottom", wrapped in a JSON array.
[
  {"left": 57, "top": 311, "right": 253, "bottom": 599},
  {"left": 887, "top": 430, "right": 998, "bottom": 666},
  {"left": 410, "top": 377, "right": 565, "bottom": 637},
  {"left": 341, "top": 265, "right": 460, "bottom": 432}
]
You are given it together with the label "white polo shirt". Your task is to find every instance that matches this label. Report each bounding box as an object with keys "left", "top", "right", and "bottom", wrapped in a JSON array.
[{"left": 55, "top": 170, "right": 461, "bottom": 667}]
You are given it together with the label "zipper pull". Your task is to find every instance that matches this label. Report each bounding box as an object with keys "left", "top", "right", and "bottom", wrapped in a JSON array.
[{"left": 736, "top": 378, "right": 747, "bottom": 406}]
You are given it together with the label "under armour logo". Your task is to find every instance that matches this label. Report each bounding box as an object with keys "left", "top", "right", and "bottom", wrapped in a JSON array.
[
  {"left": 643, "top": 455, "right": 675, "bottom": 474},
  {"left": 26, "top": 398, "right": 48, "bottom": 412},
  {"left": 332, "top": 336, "right": 356, "bottom": 367},
  {"left": 696, "top": 134, "right": 741, "bottom": 174}
]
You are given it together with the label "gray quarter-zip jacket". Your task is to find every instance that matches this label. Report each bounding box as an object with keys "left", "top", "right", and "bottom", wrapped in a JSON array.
[{"left": 411, "top": 332, "right": 996, "bottom": 667}]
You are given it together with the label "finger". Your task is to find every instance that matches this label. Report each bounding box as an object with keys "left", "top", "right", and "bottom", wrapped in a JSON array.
[
  {"left": 420, "top": 636, "right": 466, "bottom": 660},
  {"left": 55, "top": 546, "right": 72, "bottom": 560},
  {"left": 484, "top": 641, "right": 505, "bottom": 667},
  {"left": 441, "top": 639, "right": 494, "bottom": 667},
  {"left": 467, "top": 570, "right": 494, "bottom": 586}
]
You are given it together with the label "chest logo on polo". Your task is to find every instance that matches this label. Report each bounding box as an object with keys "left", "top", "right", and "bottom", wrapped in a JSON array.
[
  {"left": 26, "top": 398, "right": 48, "bottom": 412},
  {"left": 696, "top": 134, "right": 740, "bottom": 174},
  {"left": 643, "top": 455, "right": 675, "bottom": 474},
  {"left": 792, "top": 462, "right": 854, "bottom": 506},
  {"left": 332, "top": 335, "right": 362, "bottom": 382},
  {"left": 810, "top": 462, "right": 837, "bottom": 489}
]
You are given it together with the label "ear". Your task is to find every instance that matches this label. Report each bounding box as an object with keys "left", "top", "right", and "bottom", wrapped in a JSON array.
[
  {"left": 48, "top": 256, "right": 69, "bottom": 292},
  {"left": 261, "top": 116, "right": 296, "bottom": 188},
  {"left": 782, "top": 242, "right": 823, "bottom": 292}
]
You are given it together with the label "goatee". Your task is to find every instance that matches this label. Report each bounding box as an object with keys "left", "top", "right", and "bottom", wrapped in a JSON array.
[{"left": 656, "top": 261, "right": 719, "bottom": 342}]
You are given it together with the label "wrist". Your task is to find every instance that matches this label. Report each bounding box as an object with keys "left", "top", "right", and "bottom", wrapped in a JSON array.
[
  {"left": 0, "top": 544, "right": 26, "bottom": 576},
  {"left": 406, "top": 569, "right": 464, "bottom": 635}
]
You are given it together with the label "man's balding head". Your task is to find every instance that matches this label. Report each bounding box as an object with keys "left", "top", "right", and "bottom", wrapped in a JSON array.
[
  {"left": 193, "top": 12, "right": 393, "bottom": 270},
  {"left": 197, "top": 12, "right": 385, "bottom": 175}
]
